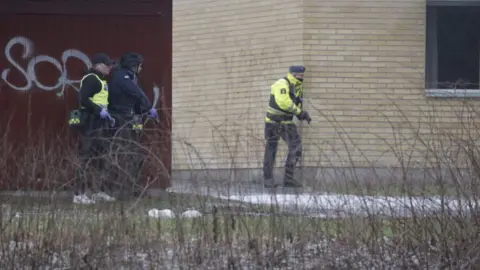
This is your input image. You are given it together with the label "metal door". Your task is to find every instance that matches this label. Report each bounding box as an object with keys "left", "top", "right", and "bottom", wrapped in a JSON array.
[{"left": 0, "top": 0, "right": 172, "bottom": 190}]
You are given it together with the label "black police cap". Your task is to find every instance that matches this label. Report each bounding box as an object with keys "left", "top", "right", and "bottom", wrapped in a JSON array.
[
  {"left": 91, "top": 53, "right": 115, "bottom": 65},
  {"left": 289, "top": 65, "right": 306, "bottom": 73}
]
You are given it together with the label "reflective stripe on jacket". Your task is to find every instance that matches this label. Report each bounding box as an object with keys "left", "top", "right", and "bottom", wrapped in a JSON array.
[{"left": 265, "top": 73, "right": 304, "bottom": 124}]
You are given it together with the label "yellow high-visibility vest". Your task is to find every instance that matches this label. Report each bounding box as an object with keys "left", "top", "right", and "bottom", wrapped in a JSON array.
[
  {"left": 265, "top": 73, "right": 303, "bottom": 124},
  {"left": 80, "top": 73, "right": 109, "bottom": 107}
]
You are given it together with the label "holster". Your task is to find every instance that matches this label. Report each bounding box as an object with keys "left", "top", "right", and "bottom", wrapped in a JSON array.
[
  {"left": 68, "top": 108, "right": 88, "bottom": 129},
  {"left": 132, "top": 115, "right": 144, "bottom": 131}
]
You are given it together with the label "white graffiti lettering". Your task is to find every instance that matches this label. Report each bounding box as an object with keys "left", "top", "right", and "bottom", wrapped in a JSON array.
[
  {"left": 1, "top": 36, "right": 161, "bottom": 108},
  {"left": 1, "top": 36, "right": 91, "bottom": 97}
]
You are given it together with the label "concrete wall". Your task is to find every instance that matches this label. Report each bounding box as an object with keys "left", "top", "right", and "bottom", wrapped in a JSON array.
[{"left": 172, "top": 0, "right": 479, "bottom": 184}]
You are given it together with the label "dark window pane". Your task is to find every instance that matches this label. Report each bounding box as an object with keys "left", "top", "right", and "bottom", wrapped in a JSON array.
[{"left": 436, "top": 6, "right": 480, "bottom": 89}]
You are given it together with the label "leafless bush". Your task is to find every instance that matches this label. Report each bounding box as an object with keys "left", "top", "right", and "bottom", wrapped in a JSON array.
[{"left": 0, "top": 98, "right": 479, "bottom": 269}]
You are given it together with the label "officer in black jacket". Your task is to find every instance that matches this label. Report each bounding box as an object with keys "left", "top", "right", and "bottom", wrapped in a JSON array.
[
  {"left": 107, "top": 52, "right": 158, "bottom": 199},
  {"left": 108, "top": 52, "right": 155, "bottom": 117}
]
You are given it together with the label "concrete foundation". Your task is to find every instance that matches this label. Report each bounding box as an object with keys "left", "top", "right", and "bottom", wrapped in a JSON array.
[{"left": 172, "top": 166, "right": 476, "bottom": 189}]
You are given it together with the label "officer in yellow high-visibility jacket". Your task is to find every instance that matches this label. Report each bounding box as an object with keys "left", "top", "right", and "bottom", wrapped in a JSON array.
[
  {"left": 263, "top": 65, "right": 311, "bottom": 188},
  {"left": 74, "top": 53, "right": 116, "bottom": 205}
]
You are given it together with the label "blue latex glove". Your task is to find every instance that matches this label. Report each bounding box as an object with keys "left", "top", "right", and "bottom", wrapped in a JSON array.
[
  {"left": 99, "top": 108, "right": 110, "bottom": 119},
  {"left": 100, "top": 108, "right": 115, "bottom": 127},
  {"left": 147, "top": 108, "right": 158, "bottom": 119}
]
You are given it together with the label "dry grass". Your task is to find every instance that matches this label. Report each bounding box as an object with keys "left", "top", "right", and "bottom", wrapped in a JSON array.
[
  {"left": 1, "top": 195, "right": 479, "bottom": 269},
  {"left": 1, "top": 98, "right": 480, "bottom": 268}
]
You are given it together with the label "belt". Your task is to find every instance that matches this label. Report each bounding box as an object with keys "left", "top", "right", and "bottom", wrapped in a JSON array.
[{"left": 266, "top": 112, "right": 293, "bottom": 123}]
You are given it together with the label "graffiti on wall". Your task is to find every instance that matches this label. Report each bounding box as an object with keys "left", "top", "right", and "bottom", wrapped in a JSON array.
[
  {"left": 1, "top": 36, "right": 92, "bottom": 97},
  {"left": 1, "top": 36, "right": 160, "bottom": 106}
]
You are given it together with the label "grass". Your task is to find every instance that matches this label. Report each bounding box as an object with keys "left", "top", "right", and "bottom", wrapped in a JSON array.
[
  {"left": 0, "top": 201, "right": 369, "bottom": 268},
  {"left": 1, "top": 193, "right": 479, "bottom": 268}
]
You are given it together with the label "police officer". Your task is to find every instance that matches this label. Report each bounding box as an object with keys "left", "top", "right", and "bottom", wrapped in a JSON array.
[
  {"left": 74, "top": 53, "right": 116, "bottom": 204},
  {"left": 263, "top": 65, "right": 312, "bottom": 188},
  {"left": 108, "top": 52, "right": 158, "bottom": 199}
]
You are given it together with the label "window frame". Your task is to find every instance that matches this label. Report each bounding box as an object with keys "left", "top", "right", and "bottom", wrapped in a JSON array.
[{"left": 425, "top": 0, "right": 480, "bottom": 98}]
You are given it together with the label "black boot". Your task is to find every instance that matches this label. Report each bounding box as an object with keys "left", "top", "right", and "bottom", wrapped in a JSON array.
[
  {"left": 283, "top": 177, "right": 303, "bottom": 188},
  {"left": 284, "top": 164, "right": 302, "bottom": 188},
  {"left": 264, "top": 178, "right": 280, "bottom": 188}
]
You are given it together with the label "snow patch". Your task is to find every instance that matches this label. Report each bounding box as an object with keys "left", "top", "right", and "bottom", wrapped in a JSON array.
[
  {"left": 219, "top": 193, "right": 479, "bottom": 217},
  {"left": 181, "top": 209, "right": 202, "bottom": 218},
  {"left": 147, "top": 209, "right": 203, "bottom": 219},
  {"left": 148, "top": 209, "right": 175, "bottom": 219}
]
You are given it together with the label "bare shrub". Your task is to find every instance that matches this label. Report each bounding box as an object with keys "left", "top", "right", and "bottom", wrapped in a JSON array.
[{"left": 0, "top": 98, "right": 479, "bottom": 269}]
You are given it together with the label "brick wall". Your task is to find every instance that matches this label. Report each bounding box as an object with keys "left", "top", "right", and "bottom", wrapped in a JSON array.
[
  {"left": 301, "top": 0, "right": 429, "bottom": 168},
  {"left": 172, "top": 0, "right": 305, "bottom": 170},
  {"left": 173, "top": 0, "right": 476, "bottom": 174},
  {"left": 300, "top": 0, "right": 478, "bottom": 169}
]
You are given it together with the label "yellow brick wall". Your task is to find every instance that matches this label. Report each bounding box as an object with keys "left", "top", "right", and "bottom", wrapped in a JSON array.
[
  {"left": 173, "top": 0, "right": 479, "bottom": 172},
  {"left": 301, "top": 0, "right": 478, "bottom": 169},
  {"left": 172, "top": 0, "right": 304, "bottom": 170}
]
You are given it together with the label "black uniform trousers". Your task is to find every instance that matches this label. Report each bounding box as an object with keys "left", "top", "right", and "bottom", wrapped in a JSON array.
[
  {"left": 263, "top": 122, "right": 302, "bottom": 183},
  {"left": 75, "top": 114, "right": 111, "bottom": 195},
  {"left": 108, "top": 114, "right": 145, "bottom": 199}
]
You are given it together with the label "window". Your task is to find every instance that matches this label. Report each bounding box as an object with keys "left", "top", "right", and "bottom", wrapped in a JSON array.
[{"left": 425, "top": 1, "right": 480, "bottom": 97}]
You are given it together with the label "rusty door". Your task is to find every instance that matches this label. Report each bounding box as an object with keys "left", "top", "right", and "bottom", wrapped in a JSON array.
[{"left": 0, "top": 0, "right": 172, "bottom": 190}]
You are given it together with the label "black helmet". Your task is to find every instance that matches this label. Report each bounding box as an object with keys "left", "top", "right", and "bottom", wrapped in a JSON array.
[{"left": 120, "top": 52, "right": 144, "bottom": 70}]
